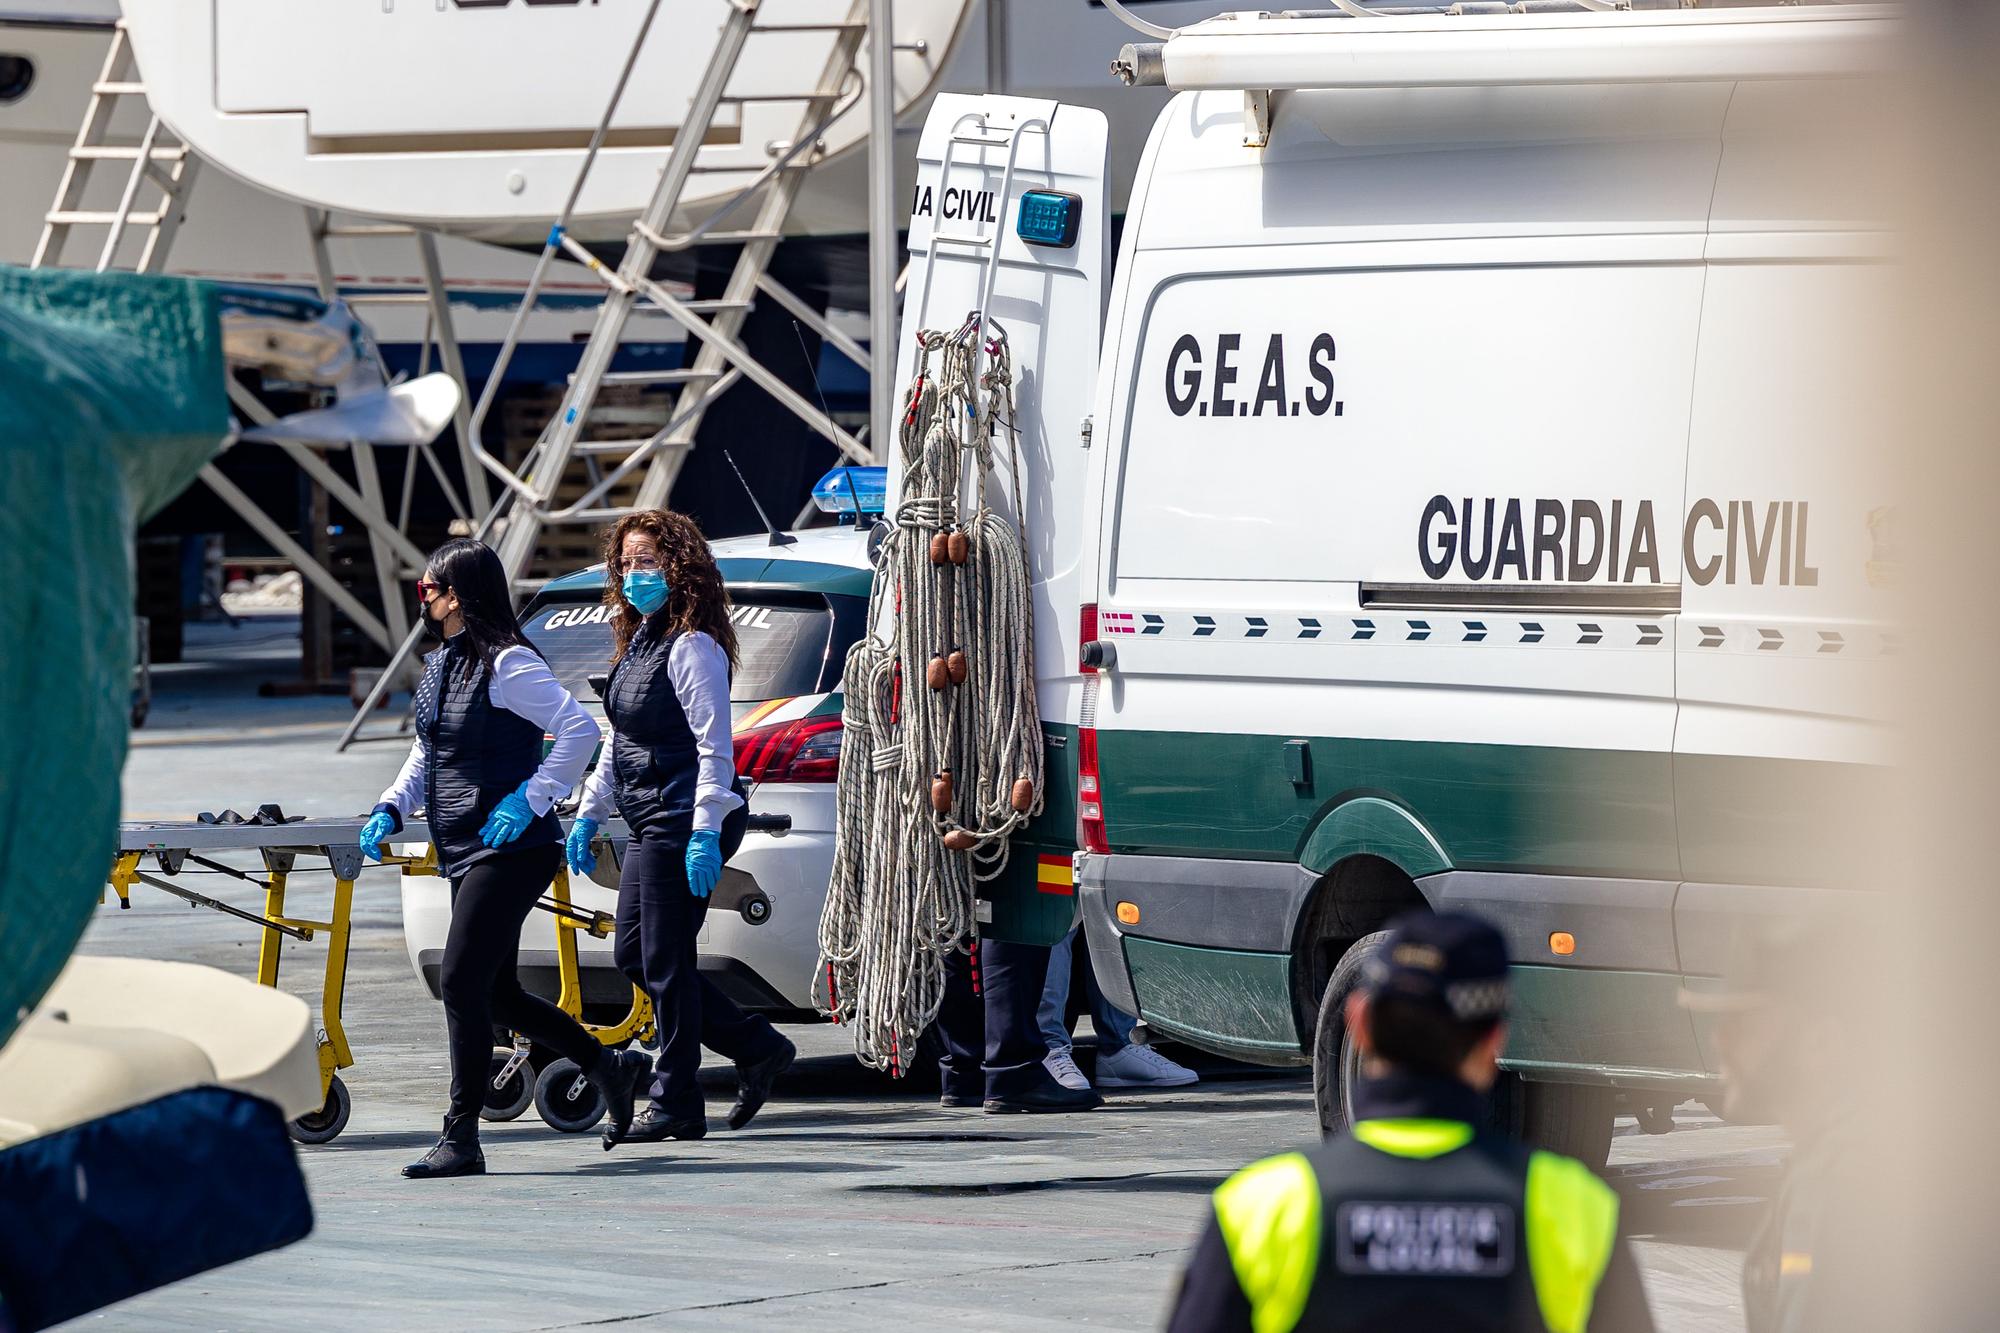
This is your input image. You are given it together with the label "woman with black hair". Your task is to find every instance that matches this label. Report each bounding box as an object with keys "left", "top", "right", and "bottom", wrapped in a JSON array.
[{"left": 359, "top": 538, "right": 649, "bottom": 1178}]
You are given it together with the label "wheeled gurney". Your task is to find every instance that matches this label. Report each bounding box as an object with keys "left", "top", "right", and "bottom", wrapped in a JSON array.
[{"left": 104, "top": 810, "right": 786, "bottom": 1141}]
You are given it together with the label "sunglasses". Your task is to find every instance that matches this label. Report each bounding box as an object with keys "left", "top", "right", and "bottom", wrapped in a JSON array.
[{"left": 416, "top": 580, "right": 447, "bottom": 600}]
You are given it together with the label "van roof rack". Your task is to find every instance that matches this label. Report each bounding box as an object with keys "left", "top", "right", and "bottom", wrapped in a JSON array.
[{"left": 1112, "top": 3, "right": 1896, "bottom": 93}]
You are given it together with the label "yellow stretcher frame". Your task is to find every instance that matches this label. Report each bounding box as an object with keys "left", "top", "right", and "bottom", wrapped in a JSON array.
[
  {"left": 546, "top": 863, "right": 654, "bottom": 1047},
  {"left": 102, "top": 840, "right": 431, "bottom": 1144},
  {"left": 476, "top": 859, "right": 653, "bottom": 1134},
  {"left": 105, "top": 824, "right": 656, "bottom": 1141}
]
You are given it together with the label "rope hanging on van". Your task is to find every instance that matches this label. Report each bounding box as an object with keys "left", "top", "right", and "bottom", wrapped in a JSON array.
[{"left": 815, "top": 317, "right": 1044, "bottom": 1074}]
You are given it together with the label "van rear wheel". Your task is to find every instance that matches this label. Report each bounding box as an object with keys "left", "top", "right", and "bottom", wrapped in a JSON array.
[
  {"left": 1310, "top": 930, "right": 1389, "bottom": 1138},
  {"left": 1311, "top": 930, "right": 1616, "bottom": 1168}
]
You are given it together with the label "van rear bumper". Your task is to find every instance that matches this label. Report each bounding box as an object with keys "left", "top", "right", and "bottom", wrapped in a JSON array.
[{"left": 1077, "top": 852, "right": 1316, "bottom": 1065}]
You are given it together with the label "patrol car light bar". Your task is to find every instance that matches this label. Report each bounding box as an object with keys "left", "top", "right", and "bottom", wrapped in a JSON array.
[
  {"left": 1113, "top": 7, "right": 1891, "bottom": 91},
  {"left": 811, "top": 466, "right": 888, "bottom": 517}
]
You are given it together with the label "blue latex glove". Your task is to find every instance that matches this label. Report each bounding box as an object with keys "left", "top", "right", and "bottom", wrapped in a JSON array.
[
  {"left": 479, "top": 784, "right": 536, "bottom": 849},
  {"left": 359, "top": 810, "right": 396, "bottom": 863},
  {"left": 685, "top": 828, "right": 722, "bottom": 899},
  {"left": 566, "top": 816, "right": 600, "bottom": 877}
]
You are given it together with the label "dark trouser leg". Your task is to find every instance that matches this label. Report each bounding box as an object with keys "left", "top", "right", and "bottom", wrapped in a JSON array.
[
  {"left": 482, "top": 843, "right": 605, "bottom": 1073},
  {"left": 441, "top": 845, "right": 594, "bottom": 1124},
  {"left": 937, "top": 943, "right": 985, "bottom": 1101},
  {"left": 698, "top": 973, "right": 784, "bottom": 1065},
  {"left": 614, "top": 834, "right": 706, "bottom": 1121},
  {"left": 979, "top": 938, "right": 1056, "bottom": 1101}
]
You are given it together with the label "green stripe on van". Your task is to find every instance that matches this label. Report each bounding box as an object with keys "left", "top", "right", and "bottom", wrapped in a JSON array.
[{"left": 1097, "top": 729, "right": 1679, "bottom": 880}]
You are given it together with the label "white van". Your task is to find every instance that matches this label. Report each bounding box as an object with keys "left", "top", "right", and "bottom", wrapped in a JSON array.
[{"left": 894, "top": 4, "right": 1895, "bottom": 1164}]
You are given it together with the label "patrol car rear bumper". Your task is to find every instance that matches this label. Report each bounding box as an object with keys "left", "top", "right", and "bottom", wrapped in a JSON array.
[{"left": 1077, "top": 852, "right": 1318, "bottom": 1066}]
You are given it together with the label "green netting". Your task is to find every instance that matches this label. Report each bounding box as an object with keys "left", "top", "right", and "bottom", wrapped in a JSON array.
[{"left": 0, "top": 266, "right": 226, "bottom": 1047}]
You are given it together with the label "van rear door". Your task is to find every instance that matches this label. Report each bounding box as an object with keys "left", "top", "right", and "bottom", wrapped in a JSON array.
[{"left": 892, "top": 93, "right": 1110, "bottom": 944}]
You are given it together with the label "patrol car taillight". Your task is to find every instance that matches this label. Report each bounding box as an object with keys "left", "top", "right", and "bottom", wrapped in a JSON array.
[{"left": 736, "top": 714, "right": 843, "bottom": 785}]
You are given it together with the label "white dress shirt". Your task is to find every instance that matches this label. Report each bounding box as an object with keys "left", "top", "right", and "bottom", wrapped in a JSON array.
[
  {"left": 577, "top": 630, "right": 743, "bottom": 834},
  {"left": 377, "top": 644, "right": 601, "bottom": 819}
]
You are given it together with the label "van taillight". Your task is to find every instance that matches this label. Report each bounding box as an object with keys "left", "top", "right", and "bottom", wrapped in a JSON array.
[
  {"left": 736, "top": 714, "right": 843, "bottom": 784},
  {"left": 1078, "top": 724, "right": 1108, "bottom": 855},
  {"left": 1078, "top": 603, "right": 1109, "bottom": 852}
]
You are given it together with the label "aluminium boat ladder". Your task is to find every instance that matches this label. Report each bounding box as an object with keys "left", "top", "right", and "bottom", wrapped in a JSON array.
[
  {"left": 477, "top": 0, "right": 881, "bottom": 588},
  {"left": 31, "top": 20, "right": 199, "bottom": 275}
]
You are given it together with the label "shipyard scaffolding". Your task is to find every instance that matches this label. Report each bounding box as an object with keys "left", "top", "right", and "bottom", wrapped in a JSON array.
[{"left": 32, "top": 2, "right": 910, "bottom": 728}]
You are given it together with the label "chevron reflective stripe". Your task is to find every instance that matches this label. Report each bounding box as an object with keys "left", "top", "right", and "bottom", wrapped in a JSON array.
[
  {"left": 1085, "top": 609, "right": 1889, "bottom": 654},
  {"left": 733, "top": 695, "right": 796, "bottom": 733}
]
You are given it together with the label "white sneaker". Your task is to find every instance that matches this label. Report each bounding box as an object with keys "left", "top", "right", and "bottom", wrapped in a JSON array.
[
  {"left": 1043, "top": 1048, "right": 1092, "bottom": 1091},
  {"left": 1095, "top": 1043, "right": 1198, "bottom": 1089}
]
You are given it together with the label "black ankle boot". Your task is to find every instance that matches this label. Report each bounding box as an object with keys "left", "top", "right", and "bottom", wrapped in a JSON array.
[
  {"left": 403, "top": 1113, "right": 486, "bottom": 1179},
  {"left": 592, "top": 1049, "right": 651, "bottom": 1151}
]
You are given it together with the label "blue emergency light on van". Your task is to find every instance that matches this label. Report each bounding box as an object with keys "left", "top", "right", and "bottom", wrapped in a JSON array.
[
  {"left": 811, "top": 466, "right": 888, "bottom": 520},
  {"left": 1016, "top": 190, "right": 1082, "bottom": 249}
]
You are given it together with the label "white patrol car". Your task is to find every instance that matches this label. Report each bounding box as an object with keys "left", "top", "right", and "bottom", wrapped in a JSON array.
[{"left": 398, "top": 471, "right": 880, "bottom": 1039}]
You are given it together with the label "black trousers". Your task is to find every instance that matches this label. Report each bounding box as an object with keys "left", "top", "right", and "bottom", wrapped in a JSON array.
[
  {"left": 615, "top": 832, "right": 784, "bottom": 1121},
  {"left": 441, "top": 842, "right": 602, "bottom": 1123},
  {"left": 936, "top": 937, "right": 1056, "bottom": 1101}
]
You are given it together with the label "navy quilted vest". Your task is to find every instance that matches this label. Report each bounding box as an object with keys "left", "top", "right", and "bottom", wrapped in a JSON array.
[
  {"left": 415, "top": 637, "right": 560, "bottom": 879},
  {"left": 602, "top": 621, "right": 702, "bottom": 839}
]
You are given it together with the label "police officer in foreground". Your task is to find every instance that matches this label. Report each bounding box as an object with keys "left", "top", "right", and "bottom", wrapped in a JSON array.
[{"left": 1165, "top": 912, "right": 1654, "bottom": 1332}]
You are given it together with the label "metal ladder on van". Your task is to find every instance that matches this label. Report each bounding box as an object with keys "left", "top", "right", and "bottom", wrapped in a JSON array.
[
  {"left": 910, "top": 108, "right": 1052, "bottom": 423},
  {"left": 476, "top": 0, "right": 881, "bottom": 589},
  {"left": 31, "top": 20, "right": 199, "bottom": 274}
]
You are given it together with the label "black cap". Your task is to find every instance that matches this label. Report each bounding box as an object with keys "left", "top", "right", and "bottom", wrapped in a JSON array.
[{"left": 1362, "top": 911, "right": 1511, "bottom": 1024}]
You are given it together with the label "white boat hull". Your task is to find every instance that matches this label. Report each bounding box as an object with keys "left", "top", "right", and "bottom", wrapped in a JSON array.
[
  {"left": 120, "top": 0, "right": 976, "bottom": 244},
  {"left": 3, "top": 3, "right": 1237, "bottom": 332}
]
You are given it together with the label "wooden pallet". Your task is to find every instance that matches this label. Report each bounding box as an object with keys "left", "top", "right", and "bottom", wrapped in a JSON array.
[{"left": 497, "top": 383, "right": 680, "bottom": 584}]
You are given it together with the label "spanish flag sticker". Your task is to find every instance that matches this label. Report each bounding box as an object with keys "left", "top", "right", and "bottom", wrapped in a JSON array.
[{"left": 1036, "top": 854, "right": 1074, "bottom": 896}]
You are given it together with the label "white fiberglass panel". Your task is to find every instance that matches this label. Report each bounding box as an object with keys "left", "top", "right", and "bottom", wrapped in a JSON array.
[{"left": 1108, "top": 256, "right": 1703, "bottom": 592}]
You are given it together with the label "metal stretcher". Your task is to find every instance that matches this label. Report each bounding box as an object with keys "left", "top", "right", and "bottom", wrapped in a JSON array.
[
  {"left": 105, "top": 810, "right": 787, "bottom": 1142},
  {"left": 105, "top": 813, "right": 632, "bottom": 1144}
]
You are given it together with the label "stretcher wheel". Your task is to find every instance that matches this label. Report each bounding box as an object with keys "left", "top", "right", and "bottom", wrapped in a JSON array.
[
  {"left": 482, "top": 1049, "right": 534, "bottom": 1122},
  {"left": 289, "top": 1075, "right": 352, "bottom": 1145},
  {"left": 533, "top": 1058, "right": 604, "bottom": 1133}
]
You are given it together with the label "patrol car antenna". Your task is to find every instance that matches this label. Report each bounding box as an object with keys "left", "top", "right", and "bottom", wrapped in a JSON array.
[
  {"left": 722, "top": 449, "right": 797, "bottom": 548},
  {"left": 841, "top": 469, "right": 866, "bottom": 527}
]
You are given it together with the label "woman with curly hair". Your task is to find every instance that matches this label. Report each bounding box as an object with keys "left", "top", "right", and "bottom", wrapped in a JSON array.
[{"left": 571, "top": 510, "right": 795, "bottom": 1146}]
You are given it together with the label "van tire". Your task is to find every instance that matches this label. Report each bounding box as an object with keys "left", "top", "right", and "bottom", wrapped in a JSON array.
[
  {"left": 1313, "top": 930, "right": 1617, "bottom": 1169},
  {"left": 1493, "top": 1075, "right": 1616, "bottom": 1170},
  {"left": 1311, "top": 930, "right": 1390, "bottom": 1138}
]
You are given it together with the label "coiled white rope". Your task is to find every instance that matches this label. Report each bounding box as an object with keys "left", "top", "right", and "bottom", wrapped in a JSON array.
[{"left": 815, "top": 319, "right": 1044, "bottom": 1073}]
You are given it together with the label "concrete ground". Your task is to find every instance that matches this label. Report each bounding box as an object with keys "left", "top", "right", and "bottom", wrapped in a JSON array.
[{"left": 72, "top": 615, "right": 1780, "bottom": 1331}]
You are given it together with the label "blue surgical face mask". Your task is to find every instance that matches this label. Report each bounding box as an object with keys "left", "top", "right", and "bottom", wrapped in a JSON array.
[{"left": 622, "top": 569, "right": 670, "bottom": 616}]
